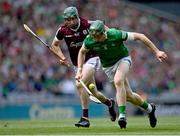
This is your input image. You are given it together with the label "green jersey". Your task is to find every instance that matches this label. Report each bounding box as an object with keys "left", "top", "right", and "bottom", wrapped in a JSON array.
[{"left": 84, "top": 28, "right": 129, "bottom": 67}]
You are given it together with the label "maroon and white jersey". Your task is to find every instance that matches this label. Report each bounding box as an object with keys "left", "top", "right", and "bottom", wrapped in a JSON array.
[{"left": 56, "top": 17, "right": 97, "bottom": 66}]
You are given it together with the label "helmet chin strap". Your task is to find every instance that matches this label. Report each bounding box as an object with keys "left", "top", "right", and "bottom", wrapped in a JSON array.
[{"left": 70, "top": 17, "right": 80, "bottom": 32}]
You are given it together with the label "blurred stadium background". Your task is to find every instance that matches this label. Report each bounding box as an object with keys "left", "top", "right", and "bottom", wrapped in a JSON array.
[{"left": 0, "top": 0, "right": 179, "bottom": 121}]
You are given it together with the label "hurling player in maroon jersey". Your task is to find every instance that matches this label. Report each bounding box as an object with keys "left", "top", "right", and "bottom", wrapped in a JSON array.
[{"left": 50, "top": 7, "right": 116, "bottom": 127}]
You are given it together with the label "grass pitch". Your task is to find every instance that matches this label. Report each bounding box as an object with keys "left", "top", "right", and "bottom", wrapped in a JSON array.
[{"left": 0, "top": 116, "right": 180, "bottom": 135}]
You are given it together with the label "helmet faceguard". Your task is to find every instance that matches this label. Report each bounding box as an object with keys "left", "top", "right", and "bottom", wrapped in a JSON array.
[
  {"left": 63, "top": 7, "right": 80, "bottom": 30},
  {"left": 89, "top": 20, "right": 105, "bottom": 36}
]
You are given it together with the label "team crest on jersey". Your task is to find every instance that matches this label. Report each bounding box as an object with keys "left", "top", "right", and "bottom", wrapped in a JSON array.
[
  {"left": 93, "top": 47, "right": 100, "bottom": 50},
  {"left": 111, "top": 43, "right": 116, "bottom": 46},
  {"left": 104, "top": 45, "right": 108, "bottom": 50}
]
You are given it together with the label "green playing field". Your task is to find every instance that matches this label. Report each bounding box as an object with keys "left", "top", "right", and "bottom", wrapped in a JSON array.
[{"left": 0, "top": 116, "right": 180, "bottom": 135}]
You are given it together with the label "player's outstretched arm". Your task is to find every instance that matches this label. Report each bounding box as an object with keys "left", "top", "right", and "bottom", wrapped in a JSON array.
[
  {"left": 130, "top": 32, "right": 168, "bottom": 62},
  {"left": 50, "top": 37, "right": 70, "bottom": 66}
]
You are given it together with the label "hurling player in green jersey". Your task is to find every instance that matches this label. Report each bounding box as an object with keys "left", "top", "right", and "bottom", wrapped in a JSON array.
[
  {"left": 76, "top": 20, "right": 168, "bottom": 128},
  {"left": 51, "top": 7, "right": 116, "bottom": 128}
]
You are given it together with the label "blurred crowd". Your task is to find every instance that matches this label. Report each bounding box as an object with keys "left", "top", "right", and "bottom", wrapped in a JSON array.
[{"left": 0, "top": 0, "right": 179, "bottom": 100}]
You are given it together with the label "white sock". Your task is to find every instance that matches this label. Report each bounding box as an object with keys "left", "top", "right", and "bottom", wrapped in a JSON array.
[
  {"left": 118, "top": 113, "right": 126, "bottom": 119},
  {"left": 146, "top": 104, "right": 152, "bottom": 113}
]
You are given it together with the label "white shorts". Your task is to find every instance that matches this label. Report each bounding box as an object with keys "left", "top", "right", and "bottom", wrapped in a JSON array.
[
  {"left": 74, "top": 57, "right": 101, "bottom": 72},
  {"left": 103, "top": 56, "right": 132, "bottom": 82}
]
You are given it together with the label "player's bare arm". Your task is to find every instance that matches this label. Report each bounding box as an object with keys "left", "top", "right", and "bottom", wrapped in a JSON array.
[
  {"left": 75, "top": 45, "right": 89, "bottom": 80},
  {"left": 50, "top": 37, "right": 70, "bottom": 66},
  {"left": 128, "top": 32, "right": 168, "bottom": 62}
]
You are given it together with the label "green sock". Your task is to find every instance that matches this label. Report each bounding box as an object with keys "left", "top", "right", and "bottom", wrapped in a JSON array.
[
  {"left": 141, "top": 101, "right": 148, "bottom": 110},
  {"left": 118, "top": 106, "right": 126, "bottom": 114}
]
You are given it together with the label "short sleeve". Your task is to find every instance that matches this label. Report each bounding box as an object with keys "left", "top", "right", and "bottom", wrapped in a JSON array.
[
  {"left": 121, "top": 30, "right": 128, "bottom": 41},
  {"left": 55, "top": 27, "right": 64, "bottom": 40},
  {"left": 83, "top": 35, "right": 91, "bottom": 49},
  {"left": 110, "top": 29, "right": 128, "bottom": 41}
]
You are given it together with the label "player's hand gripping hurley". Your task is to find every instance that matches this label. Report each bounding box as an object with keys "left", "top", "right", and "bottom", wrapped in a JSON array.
[
  {"left": 24, "top": 24, "right": 68, "bottom": 67},
  {"left": 23, "top": 24, "right": 101, "bottom": 104}
]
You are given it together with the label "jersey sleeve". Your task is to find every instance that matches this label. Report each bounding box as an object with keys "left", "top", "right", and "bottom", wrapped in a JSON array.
[
  {"left": 55, "top": 27, "right": 64, "bottom": 40},
  {"left": 121, "top": 30, "right": 128, "bottom": 41},
  {"left": 83, "top": 35, "right": 91, "bottom": 49},
  {"left": 112, "top": 29, "right": 128, "bottom": 41}
]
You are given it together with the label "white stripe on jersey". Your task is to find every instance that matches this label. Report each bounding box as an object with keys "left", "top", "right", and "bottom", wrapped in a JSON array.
[
  {"left": 54, "top": 36, "right": 59, "bottom": 41},
  {"left": 55, "top": 27, "right": 62, "bottom": 40},
  {"left": 127, "top": 32, "right": 135, "bottom": 41}
]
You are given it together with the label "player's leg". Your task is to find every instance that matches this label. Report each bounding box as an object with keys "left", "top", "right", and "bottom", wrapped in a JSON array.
[
  {"left": 125, "top": 78, "right": 144, "bottom": 106},
  {"left": 83, "top": 56, "right": 116, "bottom": 121},
  {"left": 114, "top": 62, "right": 130, "bottom": 128},
  {"left": 87, "top": 75, "right": 116, "bottom": 121},
  {"left": 75, "top": 65, "right": 91, "bottom": 127},
  {"left": 75, "top": 56, "right": 102, "bottom": 127},
  {"left": 75, "top": 79, "right": 90, "bottom": 128},
  {"left": 125, "top": 79, "right": 157, "bottom": 128}
]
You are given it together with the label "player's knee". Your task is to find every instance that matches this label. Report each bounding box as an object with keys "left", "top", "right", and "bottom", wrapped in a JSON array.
[
  {"left": 75, "top": 82, "right": 83, "bottom": 93},
  {"left": 76, "top": 82, "right": 81, "bottom": 89},
  {"left": 114, "top": 78, "right": 124, "bottom": 88}
]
